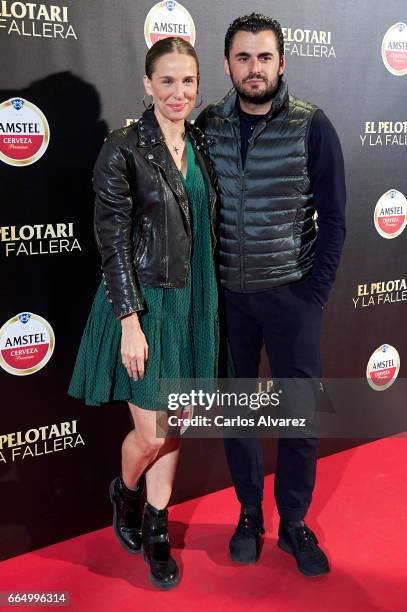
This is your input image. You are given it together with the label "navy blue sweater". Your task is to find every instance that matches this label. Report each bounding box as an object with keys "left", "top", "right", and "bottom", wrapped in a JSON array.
[{"left": 238, "top": 104, "right": 346, "bottom": 305}]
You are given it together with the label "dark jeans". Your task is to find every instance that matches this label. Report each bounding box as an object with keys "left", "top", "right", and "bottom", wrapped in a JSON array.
[{"left": 223, "top": 278, "right": 322, "bottom": 522}]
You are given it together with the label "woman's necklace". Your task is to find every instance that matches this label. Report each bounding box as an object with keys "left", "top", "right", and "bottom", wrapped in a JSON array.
[{"left": 166, "top": 131, "right": 186, "bottom": 156}]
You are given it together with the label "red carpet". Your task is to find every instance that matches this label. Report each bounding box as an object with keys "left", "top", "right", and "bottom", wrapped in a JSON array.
[{"left": 1, "top": 437, "right": 406, "bottom": 611}]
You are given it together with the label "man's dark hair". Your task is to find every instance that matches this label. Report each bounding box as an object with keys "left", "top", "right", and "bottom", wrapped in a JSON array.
[{"left": 224, "top": 13, "right": 285, "bottom": 59}]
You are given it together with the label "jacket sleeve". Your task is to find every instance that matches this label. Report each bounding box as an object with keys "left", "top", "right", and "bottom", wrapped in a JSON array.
[{"left": 93, "top": 131, "right": 144, "bottom": 319}]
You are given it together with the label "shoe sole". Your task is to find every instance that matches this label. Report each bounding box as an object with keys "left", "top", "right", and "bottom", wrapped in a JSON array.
[
  {"left": 141, "top": 547, "right": 180, "bottom": 590},
  {"left": 277, "top": 538, "right": 329, "bottom": 577},
  {"left": 109, "top": 480, "right": 141, "bottom": 555}
]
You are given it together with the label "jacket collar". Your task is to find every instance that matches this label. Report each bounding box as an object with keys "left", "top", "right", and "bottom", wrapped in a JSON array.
[
  {"left": 136, "top": 109, "right": 189, "bottom": 220},
  {"left": 136, "top": 107, "right": 210, "bottom": 151},
  {"left": 136, "top": 108, "right": 165, "bottom": 146},
  {"left": 135, "top": 109, "right": 214, "bottom": 224},
  {"left": 212, "top": 77, "right": 289, "bottom": 121}
]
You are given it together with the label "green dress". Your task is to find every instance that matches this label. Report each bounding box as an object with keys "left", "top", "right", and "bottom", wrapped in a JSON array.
[{"left": 68, "top": 137, "right": 219, "bottom": 410}]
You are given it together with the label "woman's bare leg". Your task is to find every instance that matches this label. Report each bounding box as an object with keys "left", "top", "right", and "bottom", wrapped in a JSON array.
[
  {"left": 121, "top": 402, "right": 180, "bottom": 508},
  {"left": 121, "top": 403, "right": 162, "bottom": 488},
  {"left": 144, "top": 437, "right": 181, "bottom": 509}
]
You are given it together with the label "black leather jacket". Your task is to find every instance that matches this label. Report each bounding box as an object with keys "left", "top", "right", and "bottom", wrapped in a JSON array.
[{"left": 93, "top": 109, "right": 217, "bottom": 319}]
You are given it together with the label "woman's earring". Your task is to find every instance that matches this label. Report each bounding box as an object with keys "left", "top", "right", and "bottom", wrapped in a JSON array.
[
  {"left": 195, "top": 93, "right": 203, "bottom": 109},
  {"left": 143, "top": 94, "right": 154, "bottom": 110}
]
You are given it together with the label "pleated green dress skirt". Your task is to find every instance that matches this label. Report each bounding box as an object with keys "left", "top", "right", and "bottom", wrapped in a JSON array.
[{"left": 68, "top": 138, "right": 218, "bottom": 410}]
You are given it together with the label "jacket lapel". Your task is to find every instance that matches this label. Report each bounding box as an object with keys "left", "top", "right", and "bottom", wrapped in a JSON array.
[{"left": 144, "top": 144, "right": 190, "bottom": 223}]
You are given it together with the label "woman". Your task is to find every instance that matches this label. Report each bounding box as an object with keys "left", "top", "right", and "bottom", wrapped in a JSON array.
[{"left": 68, "top": 37, "right": 218, "bottom": 590}]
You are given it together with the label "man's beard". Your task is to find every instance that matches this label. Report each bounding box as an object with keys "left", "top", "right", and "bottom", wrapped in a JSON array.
[{"left": 232, "top": 72, "right": 281, "bottom": 105}]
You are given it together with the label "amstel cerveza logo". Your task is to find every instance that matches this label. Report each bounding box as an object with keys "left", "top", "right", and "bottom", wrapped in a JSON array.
[
  {"left": 0, "top": 312, "right": 55, "bottom": 376},
  {"left": 382, "top": 22, "right": 407, "bottom": 76},
  {"left": 0, "top": 98, "right": 50, "bottom": 166},
  {"left": 374, "top": 189, "right": 407, "bottom": 239},
  {"left": 366, "top": 344, "right": 400, "bottom": 391},
  {"left": 144, "top": 1, "right": 195, "bottom": 48}
]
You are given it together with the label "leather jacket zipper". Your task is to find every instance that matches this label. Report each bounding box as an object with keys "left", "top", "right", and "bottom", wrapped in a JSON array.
[
  {"left": 164, "top": 185, "right": 169, "bottom": 282},
  {"left": 150, "top": 156, "right": 191, "bottom": 284}
]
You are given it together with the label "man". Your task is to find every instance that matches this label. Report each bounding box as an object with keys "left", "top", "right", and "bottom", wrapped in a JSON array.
[{"left": 196, "top": 14, "right": 346, "bottom": 577}]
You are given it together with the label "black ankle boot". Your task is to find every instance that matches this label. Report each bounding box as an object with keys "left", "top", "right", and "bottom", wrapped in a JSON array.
[
  {"left": 141, "top": 502, "right": 180, "bottom": 590},
  {"left": 109, "top": 474, "right": 145, "bottom": 554}
]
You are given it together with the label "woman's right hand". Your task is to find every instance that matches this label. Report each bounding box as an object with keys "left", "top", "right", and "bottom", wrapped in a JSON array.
[{"left": 120, "top": 314, "right": 149, "bottom": 380}]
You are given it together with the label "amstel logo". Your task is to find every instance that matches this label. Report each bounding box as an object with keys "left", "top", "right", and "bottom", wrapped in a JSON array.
[
  {"left": 374, "top": 190, "right": 407, "bottom": 239},
  {"left": 0, "top": 98, "right": 50, "bottom": 166},
  {"left": 0, "top": 312, "right": 55, "bottom": 376},
  {"left": 382, "top": 22, "right": 407, "bottom": 76},
  {"left": 144, "top": 1, "right": 195, "bottom": 48},
  {"left": 366, "top": 344, "right": 400, "bottom": 391}
]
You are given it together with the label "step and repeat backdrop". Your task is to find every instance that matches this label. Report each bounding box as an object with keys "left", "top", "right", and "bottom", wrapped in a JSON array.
[{"left": 0, "top": 0, "right": 406, "bottom": 559}]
